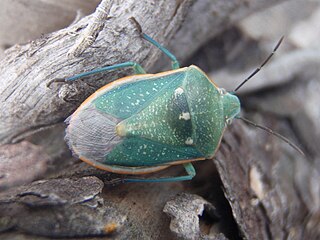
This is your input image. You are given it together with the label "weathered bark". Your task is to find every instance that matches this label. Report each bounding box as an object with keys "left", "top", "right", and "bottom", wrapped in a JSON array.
[{"left": 1, "top": 0, "right": 319, "bottom": 240}]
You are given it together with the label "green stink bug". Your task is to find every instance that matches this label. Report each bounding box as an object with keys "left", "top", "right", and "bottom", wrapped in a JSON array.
[{"left": 58, "top": 25, "right": 303, "bottom": 183}]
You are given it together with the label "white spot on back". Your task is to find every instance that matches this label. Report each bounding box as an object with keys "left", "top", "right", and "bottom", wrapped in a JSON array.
[
  {"left": 174, "top": 87, "right": 184, "bottom": 98},
  {"left": 185, "top": 137, "right": 193, "bottom": 145},
  {"left": 179, "top": 112, "right": 190, "bottom": 120}
]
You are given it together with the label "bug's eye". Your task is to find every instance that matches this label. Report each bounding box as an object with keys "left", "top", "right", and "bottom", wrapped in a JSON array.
[
  {"left": 226, "top": 118, "right": 233, "bottom": 125},
  {"left": 218, "top": 88, "right": 227, "bottom": 95}
]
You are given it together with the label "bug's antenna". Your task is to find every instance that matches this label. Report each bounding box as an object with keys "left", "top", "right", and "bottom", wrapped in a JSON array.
[
  {"left": 238, "top": 116, "right": 305, "bottom": 156},
  {"left": 234, "top": 36, "right": 284, "bottom": 92}
]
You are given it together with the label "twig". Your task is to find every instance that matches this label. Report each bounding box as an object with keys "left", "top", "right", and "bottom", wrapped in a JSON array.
[{"left": 67, "top": 0, "right": 113, "bottom": 57}]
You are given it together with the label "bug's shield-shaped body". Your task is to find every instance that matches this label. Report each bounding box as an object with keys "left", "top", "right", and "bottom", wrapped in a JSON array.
[{"left": 65, "top": 65, "right": 240, "bottom": 174}]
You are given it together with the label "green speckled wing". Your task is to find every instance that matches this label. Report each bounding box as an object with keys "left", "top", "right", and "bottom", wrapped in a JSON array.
[
  {"left": 105, "top": 137, "right": 202, "bottom": 167},
  {"left": 67, "top": 71, "right": 192, "bottom": 165},
  {"left": 94, "top": 71, "right": 185, "bottom": 119},
  {"left": 98, "top": 69, "right": 204, "bottom": 166},
  {"left": 118, "top": 85, "right": 193, "bottom": 146}
]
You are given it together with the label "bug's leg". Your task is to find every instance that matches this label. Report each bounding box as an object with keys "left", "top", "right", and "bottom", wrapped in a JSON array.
[
  {"left": 123, "top": 163, "right": 196, "bottom": 183},
  {"left": 47, "top": 61, "right": 146, "bottom": 87},
  {"left": 142, "top": 33, "right": 180, "bottom": 70},
  {"left": 65, "top": 61, "right": 146, "bottom": 82}
]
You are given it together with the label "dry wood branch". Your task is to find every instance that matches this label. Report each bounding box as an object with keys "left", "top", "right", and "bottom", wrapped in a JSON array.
[{"left": 67, "top": 0, "right": 113, "bottom": 57}]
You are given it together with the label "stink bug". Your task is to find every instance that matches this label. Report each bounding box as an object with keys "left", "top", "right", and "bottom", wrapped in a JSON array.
[{"left": 55, "top": 21, "right": 303, "bottom": 183}]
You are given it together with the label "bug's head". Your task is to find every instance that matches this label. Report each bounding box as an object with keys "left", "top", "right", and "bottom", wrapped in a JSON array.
[{"left": 219, "top": 88, "right": 241, "bottom": 125}]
